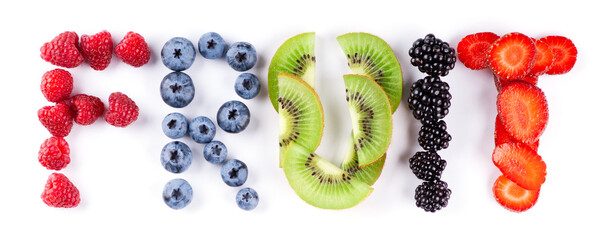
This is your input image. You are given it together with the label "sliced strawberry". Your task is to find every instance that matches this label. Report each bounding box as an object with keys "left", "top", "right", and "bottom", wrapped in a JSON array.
[
  {"left": 489, "top": 33, "right": 536, "bottom": 80},
  {"left": 493, "top": 175, "right": 540, "bottom": 212},
  {"left": 540, "top": 36, "right": 577, "bottom": 75},
  {"left": 497, "top": 82, "right": 548, "bottom": 142},
  {"left": 528, "top": 38, "right": 555, "bottom": 77},
  {"left": 493, "top": 74, "right": 510, "bottom": 92},
  {"left": 492, "top": 142, "right": 546, "bottom": 191},
  {"left": 495, "top": 116, "right": 539, "bottom": 151},
  {"left": 519, "top": 76, "right": 538, "bottom": 85},
  {"left": 457, "top": 32, "right": 500, "bottom": 70}
]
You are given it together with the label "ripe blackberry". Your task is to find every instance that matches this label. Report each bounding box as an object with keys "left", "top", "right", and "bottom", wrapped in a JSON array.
[
  {"left": 409, "top": 151, "right": 447, "bottom": 181},
  {"left": 408, "top": 76, "right": 452, "bottom": 124},
  {"left": 409, "top": 33, "right": 457, "bottom": 77},
  {"left": 419, "top": 120, "right": 452, "bottom": 151},
  {"left": 414, "top": 179, "right": 451, "bottom": 212}
]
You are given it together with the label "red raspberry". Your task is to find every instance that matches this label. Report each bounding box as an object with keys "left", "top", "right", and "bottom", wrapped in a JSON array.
[
  {"left": 80, "top": 30, "right": 113, "bottom": 70},
  {"left": 38, "top": 136, "right": 71, "bottom": 170},
  {"left": 105, "top": 92, "right": 139, "bottom": 127},
  {"left": 40, "top": 31, "right": 84, "bottom": 68},
  {"left": 115, "top": 32, "right": 150, "bottom": 67},
  {"left": 41, "top": 69, "right": 73, "bottom": 102},
  {"left": 38, "top": 102, "right": 74, "bottom": 137},
  {"left": 41, "top": 173, "right": 80, "bottom": 208},
  {"left": 67, "top": 94, "right": 105, "bottom": 125}
]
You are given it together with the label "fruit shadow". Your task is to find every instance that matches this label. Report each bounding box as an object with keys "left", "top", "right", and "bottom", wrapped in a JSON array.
[{"left": 396, "top": 70, "right": 421, "bottom": 193}]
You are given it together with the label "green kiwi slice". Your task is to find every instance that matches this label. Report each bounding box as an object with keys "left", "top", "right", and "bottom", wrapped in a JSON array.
[
  {"left": 269, "top": 32, "right": 316, "bottom": 112},
  {"left": 344, "top": 74, "right": 392, "bottom": 167},
  {"left": 340, "top": 133, "right": 386, "bottom": 186},
  {"left": 278, "top": 72, "right": 324, "bottom": 168},
  {"left": 337, "top": 33, "right": 403, "bottom": 114},
  {"left": 283, "top": 142, "right": 373, "bottom": 209}
]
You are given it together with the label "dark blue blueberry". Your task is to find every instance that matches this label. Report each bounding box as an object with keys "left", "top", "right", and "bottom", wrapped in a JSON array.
[
  {"left": 162, "top": 112, "right": 188, "bottom": 139},
  {"left": 234, "top": 73, "right": 260, "bottom": 100},
  {"left": 203, "top": 140, "right": 228, "bottom": 165},
  {"left": 236, "top": 187, "right": 259, "bottom": 211},
  {"left": 226, "top": 42, "right": 257, "bottom": 72},
  {"left": 161, "top": 37, "right": 196, "bottom": 71},
  {"left": 220, "top": 159, "right": 248, "bottom": 187},
  {"left": 198, "top": 32, "right": 227, "bottom": 59},
  {"left": 160, "top": 141, "right": 192, "bottom": 173},
  {"left": 162, "top": 178, "right": 193, "bottom": 210},
  {"left": 216, "top": 100, "right": 250, "bottom": 133},
  {"left": 160, "top": 72, "right": 195, "bottom": 108},
  {"left": 189, "top": 116, "right": 216, "bottom": 144}
]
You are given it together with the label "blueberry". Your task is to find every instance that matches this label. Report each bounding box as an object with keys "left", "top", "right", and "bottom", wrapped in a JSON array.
[
  {"left": 236, "top": 187, "right": 259, "bottom": 211},
  {"left": 160, "top": 141, "right": 192, "bottom": 173},
  {"left": 220, "top": 159, "right": 248, "bottom": 187},
  {"left": 203, "top": 140, "right": 228, "bottom": 164},
  {"left": 162, "top": 112, "right": 188, "bottom": 139},
  {"left": 234, "top": 73, "right": 260, "bottom": 100},
  {"left": 189, "top": 116, "right": 216, "bottom": 144},
  {"left": 217, "top": 100, "right": 250, "bottom": 133},
  {"left": 160, "top": 72, "right": 195, "bottom": 108},
  {"left": 198, "top": 32, "right": 227, "bottom": 59},
  {"left": 226, "top": 42, "right": 257, "bottom": 72},
  {"left": 162, "top": 178, "right": 193, "bottom": 210},
  {"left": 161, "top": 37, "right": 196, "bottom": 71}
]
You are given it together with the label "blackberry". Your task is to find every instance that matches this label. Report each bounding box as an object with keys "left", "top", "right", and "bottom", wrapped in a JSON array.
[
  {"left": 409, "top": 151, "right": 447, "bottom": 181},
  {"left": 419, "top": 120, "right": 452, "bottom": 151},
  {"left": 409, "top": 34, "right": 456, "bottom": 77},
  {"left": 414, "top": 179, "right": 451, "bottom": 212},
  {"left": 408, "top": 76, "right": 452, "bottom": 124}
]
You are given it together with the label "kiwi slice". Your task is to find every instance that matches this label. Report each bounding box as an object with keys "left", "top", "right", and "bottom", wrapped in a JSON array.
[
  {"left": 278, "top": 72, "right": 324, "bottom": 168},
  {"left": 340, "top": 133, "right": 386, "bottom": 186},
  {"left": 269, "top": 33, "right": 316, "bottom": 112},
  {"left": 283, "top": 142, "right": 373, "bottom": 209},
  {"left": 337, "top": 33, "right": 403, "bottom": 114},
  {"left": 344, "top": 74, "right": 392, "bottom": 167}
]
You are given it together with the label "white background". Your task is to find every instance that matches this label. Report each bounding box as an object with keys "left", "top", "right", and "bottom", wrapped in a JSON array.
[{"left": 1, "top": 0, "right": 604, "bottom": 239}]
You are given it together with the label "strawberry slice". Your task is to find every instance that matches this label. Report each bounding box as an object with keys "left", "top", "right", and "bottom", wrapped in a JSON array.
[
  {"left": 495, "top": 116, "right": 539, "bottom": 151},
  {"left": 528, "top": 38, "right": 555, "bottom": 77},
  {"left": 493, "top": 175, "right": 540, "bottom": 212},
  {"left": 540, "top": 36, "right": 577, "bottom": 75},
  {"left": 457, "top": 32, "right": 500, "bottom": 70},
  {"left": 494, "top": 74, "right": 538, "bottom": 93},
  {"left": 493, "top": 74, "right": 510, "bottom": 92},
  {"left": 489, "top": 33, "right": 536, "bottom": 80},
  {"left": 497, "top": 81, "right": 548, "bottom": 142},
  {"left": 519, "top": 76, "right": 538, "bottom": 85},
  {"left": 492, "top": 142, "right": 546, "bottom": 191}
]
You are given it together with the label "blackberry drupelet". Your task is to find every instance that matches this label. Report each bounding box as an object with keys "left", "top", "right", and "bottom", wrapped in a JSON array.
[
  {"left": 414, "top": 179, "right": 451, "bottom": 212},
  {"left": 409, "top": 151, "right": 447, "bottom": 181},
  {"left": 408, "top": 76, "right": 452, "bottom": 124},
  {"left": 419, "top": 120, "right": 452, "bottom": 151},
  {"left": 409, "top": 34, "right": 457, "bottom": 77}
]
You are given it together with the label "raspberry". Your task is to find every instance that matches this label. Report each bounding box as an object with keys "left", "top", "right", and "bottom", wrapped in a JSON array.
[
  {"left": 80, "top": 30, "right": 113, "bottom": 70},
  {"left": 38, "top": 137, "right": 70, "bottom": 170},
  {"left": 38, "top": 102, "right": 74, "bottom": 137},
  {"left": 40, "top": 31, "right": 84, "bottom": 68},
  {"left": 67, "top": 94, "right": 105, "bottom": 125},
  {"left": 41, "top": 173, "right": 80, "bottom": 208},
  {"left": 115, "top": 32, "right": 150, "bottom": 67},
  {"left": 105, "top": 92, "right": 139, "bottom": 127},
  {"left": 41, "top": 69, "right": 73, "bottom": 103}
]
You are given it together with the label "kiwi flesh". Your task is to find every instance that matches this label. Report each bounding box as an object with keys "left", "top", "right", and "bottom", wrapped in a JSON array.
[
  {"left": 344, "top": 74, "right": 392, "bottom": 167},
  {"left": 337, "top": 33, "right": 403, "bottom": 114},
  {"left": 269, "top": 33, "right": 316, "bottom": 112},
  {"left": 283, "top": 142, "right": 373, "bottom": 209},
  {"left": 340, "top": 133, "right": 385, "bottom": 186},
  {"left": 278, "top": 72, "right": 324, "bottom": 168}
]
